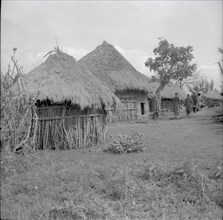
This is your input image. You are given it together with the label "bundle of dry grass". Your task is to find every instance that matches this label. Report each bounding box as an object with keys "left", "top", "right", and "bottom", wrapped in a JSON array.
[
  {"left": 78, "top": 41, "right": 152, "bottom": 93},
  {"left": 1, "top": 88, "right": 35, "bottom": 153},
  {"left": 1, "top": 54, "right": 38, "bottom": 153}
]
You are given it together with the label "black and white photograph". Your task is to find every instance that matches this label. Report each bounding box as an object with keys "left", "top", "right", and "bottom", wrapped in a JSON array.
[{"left": 1, "top": 0, "right": 222, "bottom": 219}]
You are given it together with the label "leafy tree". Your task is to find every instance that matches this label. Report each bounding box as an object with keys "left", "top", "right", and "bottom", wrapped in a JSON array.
[{"left": 145, "top": 38, "right": 197, "bottom": 107}]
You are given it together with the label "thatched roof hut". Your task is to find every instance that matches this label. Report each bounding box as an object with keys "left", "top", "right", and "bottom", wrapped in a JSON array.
[
  {"left": 202, "top": 89, "right": 222, "bottom": 100},
  {"left": 78, "top": 41, "right": 152, "bottom": 122},
  {"left": 148, "top": 82, "right": 187, "bottom": 100},
  {"left": 147, "top": 82, "right": 187, "bottom": 112},
  {"left": 78, "top": 41, "right": 151, "bottom": 93},
  {"left": 11, "top": 51, "right": 120, "bottom": 150},
  {"left": 202, "top": 89, "right": 222, "bottom": 107},
  {"left": 12, "top": 51, "right": 119, "bottom": 109}
]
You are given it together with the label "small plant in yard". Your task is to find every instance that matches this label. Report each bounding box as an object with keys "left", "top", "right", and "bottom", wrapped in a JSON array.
[{"left": 104, "top": 130, "right": 145, "bottom": 154}]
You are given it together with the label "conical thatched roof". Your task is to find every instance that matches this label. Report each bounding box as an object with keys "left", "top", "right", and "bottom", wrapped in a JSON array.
[
  {"left": 202, "top": 89, "right": 222, "bottom": 100},
  {"left": 148, "top": 82, "right": 187, "bottom": 100},
  {"left": 11, "top": 51, "right": 120, "bottom": 109},
  {"left": 78, "top": 41, "right": 151, "bottom": 93}
]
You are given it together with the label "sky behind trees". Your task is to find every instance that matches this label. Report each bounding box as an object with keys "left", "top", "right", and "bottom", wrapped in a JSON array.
[{"left": 1, "top": 0, "right": 222, "bottom": 89}]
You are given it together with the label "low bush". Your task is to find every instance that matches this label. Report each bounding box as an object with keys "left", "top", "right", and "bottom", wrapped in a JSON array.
[{"left": 104, "top": 130, "right": 145, "bottom": 154}]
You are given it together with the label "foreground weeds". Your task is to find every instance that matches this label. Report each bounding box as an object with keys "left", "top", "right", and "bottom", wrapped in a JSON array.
[{"left": 1, "top": 151, "right": 222, "bottom": 220}]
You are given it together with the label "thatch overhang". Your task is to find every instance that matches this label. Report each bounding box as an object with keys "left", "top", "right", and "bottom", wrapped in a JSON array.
[
  {"left": 11, "top": 51, "right": 120, "bottom": 110},
  {"left": 148, "top": 82, "right": 187, "bottom": 100},
  {"left": 202, "top": 89, "right": 222, "bottom": 100},
  {"left": 78, "top": 41, "right": 153, "bottom": 94}
]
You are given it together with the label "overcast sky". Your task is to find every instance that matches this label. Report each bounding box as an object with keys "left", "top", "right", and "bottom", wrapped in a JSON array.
[{"left": 1, "top": 0, "right": 222, "bottom": 89}]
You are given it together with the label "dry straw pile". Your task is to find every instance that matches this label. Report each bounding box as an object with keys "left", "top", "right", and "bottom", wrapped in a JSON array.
[{"left": 1, "top": 54, "right": 36, "bottom": 153}]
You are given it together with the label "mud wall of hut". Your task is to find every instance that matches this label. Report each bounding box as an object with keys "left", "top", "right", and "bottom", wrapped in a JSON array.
[
  {"left": 106, "top": 91, "right": 149, "bottom": 123},
  {"left": 148, "top": 98, "right": 184, "bottom": 112},
  {"left": 31, "top": 105, "right": 107, "bottom": 150},
  {"left": 161, "top": 99, "right": 174, "bottom": 112}
]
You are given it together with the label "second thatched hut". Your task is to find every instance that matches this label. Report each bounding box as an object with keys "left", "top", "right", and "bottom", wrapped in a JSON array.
[
  {"left": 78, "top": 41, "right": 153, "bottom": 122},
  {"left": 148, "top": 82, "right": 187, "bottom": 112},
  {"left": 202, "top": 89, "right": 222, "bottom": 107}
]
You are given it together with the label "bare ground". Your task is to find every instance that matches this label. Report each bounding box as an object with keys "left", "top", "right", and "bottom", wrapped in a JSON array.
[
  {"left": 46, "top": 107, "right": 222, "bottom": 169},
  {"left": 106, "top": 107, "right": 222, "bottom": 167}
]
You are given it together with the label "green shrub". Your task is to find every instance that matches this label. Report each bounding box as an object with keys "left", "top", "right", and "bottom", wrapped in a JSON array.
[{"left": 104, "top": 130, "right": 145, "bottom": 154}]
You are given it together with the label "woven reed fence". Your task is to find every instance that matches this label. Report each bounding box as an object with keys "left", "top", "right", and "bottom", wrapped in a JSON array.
[
  {"left": 106, "top": 97, "right": 137, "bottom": 123},
  {"left": 31, "top": 106, "right": 107, "bottom": 150}
]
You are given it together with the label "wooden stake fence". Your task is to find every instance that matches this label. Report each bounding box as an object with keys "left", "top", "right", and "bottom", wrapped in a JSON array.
[
  {"left": 106, "top": 96, "right": 137, "bottom": 123},
  {"left": 31, "top": 106, "right": 107, "bottom": 150}
]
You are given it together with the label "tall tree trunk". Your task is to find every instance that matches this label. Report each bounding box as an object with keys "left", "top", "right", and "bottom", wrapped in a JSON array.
[{"left": 155, "top": 81, "right": 166, "bottom": 110}]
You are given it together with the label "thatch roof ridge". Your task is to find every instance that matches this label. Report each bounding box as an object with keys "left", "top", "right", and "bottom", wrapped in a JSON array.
[
  {"left": 148, "top": 82, "right": 187, "bottom": 100},
  {"left": 11, "top": 51, "right": 120, "bottom": 109},
  {"left": 78, "top": 41, "right": 152, "bottom": 93}
]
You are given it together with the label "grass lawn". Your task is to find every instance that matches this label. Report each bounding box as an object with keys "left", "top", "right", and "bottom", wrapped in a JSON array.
[{"left": 1, "top": 108, "right": 222, "bottom": 220}]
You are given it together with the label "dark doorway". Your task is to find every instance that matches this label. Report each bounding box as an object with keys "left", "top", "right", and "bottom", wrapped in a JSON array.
[
  {"left": 148, "top": 99, "right": 152, "bottom": 112},
  {"left": 141, "top": 103, "right": 145, "bottom": 115}
]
